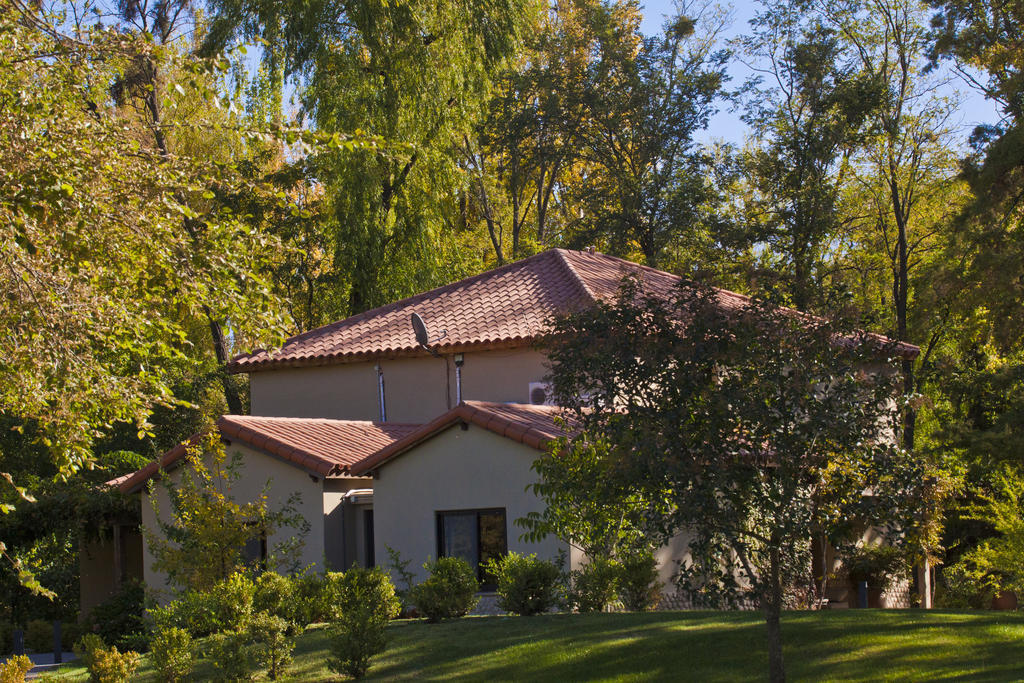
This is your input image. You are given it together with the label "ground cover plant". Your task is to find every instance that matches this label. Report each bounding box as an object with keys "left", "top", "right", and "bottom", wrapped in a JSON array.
[{"left": 38, "top": 610, "right": 1024, "bottom": 682}]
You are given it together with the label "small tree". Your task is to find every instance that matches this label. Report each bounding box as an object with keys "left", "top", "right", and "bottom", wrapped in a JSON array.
[
  {"left": 533, "top": 277, "right": 939, "bottom": 683},
  {"left": 327, "top": 567, "right": 401, "bottom": 680},
  {"left": 145, "top": 428, "right": 309, "bottom": 593}
]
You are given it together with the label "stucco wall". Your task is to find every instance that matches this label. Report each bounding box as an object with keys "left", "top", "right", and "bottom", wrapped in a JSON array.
[
  {"left": 372, "top": 423, "right": 565, "bottom": 584},
  {"left": 248, "top": 348, "right": 549, "bottom": 423},
  {"left": 323, "top": 478, "right": 373, "bottom": 571},
  {"left": 79, "top": 526, "right": 144, "bottom": 617},
  {"left": 140, "top": 442, "right": 325, "bottom": 599}
]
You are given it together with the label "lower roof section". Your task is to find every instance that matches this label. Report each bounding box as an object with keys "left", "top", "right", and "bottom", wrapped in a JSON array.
[{"left": 109, "top": 415, "right": 421, "bottom": 494}]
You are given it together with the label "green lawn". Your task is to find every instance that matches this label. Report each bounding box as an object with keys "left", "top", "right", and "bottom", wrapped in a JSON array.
[{"left": 41, "top": 610, "right": 1024, "bottom": 682}]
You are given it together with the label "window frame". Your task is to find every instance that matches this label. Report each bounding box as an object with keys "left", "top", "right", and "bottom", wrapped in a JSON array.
[{"left": 435, "top": 507, "right": 508, "bottom": 590}]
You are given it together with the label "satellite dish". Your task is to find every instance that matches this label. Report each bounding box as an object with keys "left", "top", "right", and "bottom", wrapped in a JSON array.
[
  {"left": 411, "top": 312, "right": 430, "bottom": 348},
  {"left": 410, "top": 312, "right": 447, "bottom": 357}
]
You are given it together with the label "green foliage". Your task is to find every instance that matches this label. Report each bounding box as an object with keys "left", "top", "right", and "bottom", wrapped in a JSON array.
[
  {"left": 253, "top": 571, "right": 295, "bottom": 623},
  {"left": 618, "top": 552, "right": 662, "bottom": 612},
  {"left": 75, "top": 634, "right": 139, "bottom": 683},
  {"left": 0, "top": 655, "right": 32, "bottom": 683},
  {"left": 568, "top": 558, "right": 620, "bottom": 613},
  {"left": 84, "top": 580, "right": 149, "bottom": 652},
  {"left": 150, "top": 627, "right": 194, "bottom": 683},
  {"left": 290, "top": 572, "right": 331, "bottom": 625},
  {"left": 205, "top": 629, "right": 258, "bottom": 682},
  {"left": 843, "top": 545, "right": 909, "bottom": 591},
  {"left": 249, "top": 612, "right": 300, "bottom": 681},
  {"left": 485, "top": 552, "right": 563, "bottom": 616},
  {"left": 145, "top": 431, "right": 308, "bottom": 593},
  {"left": 24, "top": 619, "right": 51, "bottom": 654},
  {"left": 385, "top": 546, "right": 417, "bottom": 610},
  {"left": 326, "top": 567, "right": 401, "bottom": 680},
  {"left": 150, "top": 572, "right": 255, "bottom": 638},
  {"left": 942, "top": 468, "right": 1024, "bottom": 605},
  {"left": 540, "top": 276, "right": 939, "bottom": 680},
  {"left": 409, "top": 557, "right": 479, "bottom": 622}
]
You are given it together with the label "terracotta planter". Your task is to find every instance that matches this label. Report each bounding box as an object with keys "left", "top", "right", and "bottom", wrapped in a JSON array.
[{"left": 991, "top": 591, "right": 1018, "bottom": 611}]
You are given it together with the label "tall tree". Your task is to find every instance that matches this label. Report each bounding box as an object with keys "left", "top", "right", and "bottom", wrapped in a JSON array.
[
  {"left": 737, "top": 1, "right": 881, "bottom": 311},
  {"left": 204, "top": 0, "right": 536, "bottom": 314},
  {"left": 569, "top": 1, "right": 728, "bottom": 268},
  {"left": 536, "top": 277, "right": 935, "bottom": 683}
]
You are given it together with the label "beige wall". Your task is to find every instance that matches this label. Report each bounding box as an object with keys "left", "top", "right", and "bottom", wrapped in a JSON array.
[
  {"left": 140, "top": 442, "right": 325, "bottom": 600},
  {"left": 323, "top": 478, "right": 373, "bottom": 571},
  {"left": 371, "top": 423, "right": 566, "bottom": 584},
  {"left": 248, "top": 348, "right": 549, "bottom": 423}
]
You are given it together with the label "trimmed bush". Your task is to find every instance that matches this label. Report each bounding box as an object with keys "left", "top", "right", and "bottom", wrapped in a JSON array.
[
  {"left": 410, "top": 557, "right": 479, "bottom": 622},
  {"left": 618, "top": 552, "right": 662, "bottom": 611},
  {"left": 24, "top": 620, "right": 51, "bottom": 654},
  {"left": 486, "top": 553, "right": 562, "bottom": 616},
  {"left": 151, "top": 626, "right": 193, "bottom": 683},
  {"left": 291, "top": 572, "right": 330, "bottom": 625},
  {"left": 205, "top": 630, "right": 257, "bottom": 682},
  {"left": 84, "top": 580, "right": 149, "bottom": 651},
  {"left": 75, "top": 634, "right": 139, "bottom": 683},
  {"left": 0, "top": 654, "right": 33, "bottom": 683},
  {"left": 151, "top": 572, "right": 256, "bottom": 638},
  {"left": 569, "top": 557, "right": 620, "bottom": 613},
  {"left": 253, "top": 572, "right": 295, "bottom": 623},
  {"left": 249, "top": 612, "right": 300, "bottom": 681},
  {"left": 327, "top": 568, "right": 401, "bottom": 680}
]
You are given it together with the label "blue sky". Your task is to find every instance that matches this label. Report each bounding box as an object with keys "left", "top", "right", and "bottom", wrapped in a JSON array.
[{"left": 637, "top": 0, "right": 1003, "bottom": 147}]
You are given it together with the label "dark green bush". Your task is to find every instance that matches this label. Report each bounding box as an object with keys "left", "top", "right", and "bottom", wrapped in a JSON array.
[
  {"left": 618, "top": 552, "right": 662, "bottom": 611},
  {"left": 327, "top": 567, "right": 401, "bottom": 679},
  {"left": 568, "top": 557, "right": 620, "bottom": 613},
  {"left": 844, "top": 545, "right": 908, "bottom": 590},
  {"left": 249, "top": 612, "right": 300, "bottom": 681},
  {"left": 291, "top": 572, "right": 330, "bottom": 625},
  {"left": 84, "top": 580, "right": 149, "bottom": 651},
  {"left": 150, "top": 626, "right": 193, "bottom": 683},
  {"left": 409, "top": 557, "right": 479, "bottom": 622},
  {"left": 24, "top": 619, "right": 52, "bottom": 654},
  {"left": 485, "top": 553, "right": 562, "bottom": 616},
  {"left": 150, "top": 572, "right": 255, "bottom": 638},
  {"left": 253, "top": 572, "right": 295, "bottom": 623},
  {"left": 205, "top": 629, "right": 257, "bottom": 682}
]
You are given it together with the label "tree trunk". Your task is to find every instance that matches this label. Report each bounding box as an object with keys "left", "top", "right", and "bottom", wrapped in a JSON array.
[{"left": 766, "top": 543, "right": 786, "bottom": 683}]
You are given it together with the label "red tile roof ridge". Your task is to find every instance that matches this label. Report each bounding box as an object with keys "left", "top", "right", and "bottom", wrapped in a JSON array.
[
  {"left": 553, "top": 248, "right": 600, "bottom": 303},
  {"left": 350, "top": 400, "right": 573, "bottom": 476},
  {"left": 108, "top": 415, "right": 422, "bottom": 493}
]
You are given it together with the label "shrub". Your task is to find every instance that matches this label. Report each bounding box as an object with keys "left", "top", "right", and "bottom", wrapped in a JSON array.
[
  {"left": 290, "top": 572, "right": 330, "bottom": 625},
  {"left": 248, "top": 612, "right": 300, "bottom": 681},
  {"left": 409, "top": 557, "right": 479, "bottom": 622},
  {"left": 24, "top": 619, "right": 52, "bottom": 654},
  {"left": 75, "top": 634, "right": 139, "bottom": 683},
  {"left": 486, "top": 553, "right": 562, "bottom": 616},
  {"left": 0, "top": 655, "right": 33, "bottom": 683},
  {"left": 844, "top": 545, "right": 908, "bottom": 591},
  {"left": 569, "top": 557, "right": 620, "bottom": 613},
  {"left": 205, "top": 629, "right": 257, "bottom": 682},
  {"left": 253, "top": 572, "right": 295, "bottom": 623},
  {"left": 326, "top": 567, "right": 401, "bottom": 679},
  {"left": 84, "top": 580, "right": 149, "bottom": 652},
  {"left": 151, "top": 572, "right": 256, "bottom": 638},
  {"left": 618, "top": 552, "right": 662, "bottom": 611},
  {"left": 151, "top": 626, "right": 193, "bottom": 683},
  {"left": 62, "top": 622, "right": 82, "bottom": 652},
  {"left": 75, "top": 634, "right": 104, "bottom": 672}
]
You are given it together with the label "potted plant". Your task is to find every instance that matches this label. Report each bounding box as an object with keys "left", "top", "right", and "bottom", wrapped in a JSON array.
[{"left": 844, "top": 545, "right": 908, "bottom": 608}]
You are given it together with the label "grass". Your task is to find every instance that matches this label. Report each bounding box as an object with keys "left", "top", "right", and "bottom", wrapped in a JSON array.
[{"left": 41, "top": 609, "right": 1024, "bottom": 682}]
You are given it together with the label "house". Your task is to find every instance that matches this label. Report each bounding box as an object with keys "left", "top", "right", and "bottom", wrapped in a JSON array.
[{"left": 85, "top": 248, "right": 921, "bottom": 611}]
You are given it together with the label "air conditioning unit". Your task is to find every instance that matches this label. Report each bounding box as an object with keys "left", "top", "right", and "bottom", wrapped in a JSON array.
[{"left": 528, "top": 382, "right": 555, "bottom": 406}]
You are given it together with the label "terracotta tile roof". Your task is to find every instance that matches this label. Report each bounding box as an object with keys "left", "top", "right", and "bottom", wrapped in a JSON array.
[
  {"left": 230, "top": 248, "right": 918, "bottom": 372},
  {"left": 110, "top": 416, "right": 420, "bottom": 493},
  {"left": 351, "top": 400, "right": 575, "bottom": 476}
]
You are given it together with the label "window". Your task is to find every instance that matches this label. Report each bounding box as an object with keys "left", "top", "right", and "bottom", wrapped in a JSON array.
[{"left": 436, "top": 508, "right": 507, "bottom": 588}]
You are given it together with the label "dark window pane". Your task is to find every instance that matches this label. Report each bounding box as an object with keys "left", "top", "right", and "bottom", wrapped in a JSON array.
[
  {"left": 478, "top": 510, "right": 507, "bottom": 585},
  {"left": 441, "top": 512, "right": 478, "bottom": 569}
]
